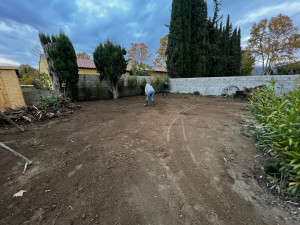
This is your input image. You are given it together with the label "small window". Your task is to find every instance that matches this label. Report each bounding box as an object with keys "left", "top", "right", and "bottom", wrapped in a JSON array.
[{"left": 157, "top": 73, "right": 160, "bottom": 79}]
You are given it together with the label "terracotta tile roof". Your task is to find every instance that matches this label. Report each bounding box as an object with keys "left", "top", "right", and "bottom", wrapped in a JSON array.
[
  {"left": 76, "top": 59, "right": 96, "bottom": 69},
  {"left": 75, "top": 59, "right": 167, "bottom": 73},
  {"left": 152, "top": 66, "right": 167, "bottom": 72}
]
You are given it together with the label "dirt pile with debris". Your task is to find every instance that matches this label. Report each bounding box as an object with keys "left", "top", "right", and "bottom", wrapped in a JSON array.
[{"left": 0, "top": 97, "right": 81, "bottom": 127}]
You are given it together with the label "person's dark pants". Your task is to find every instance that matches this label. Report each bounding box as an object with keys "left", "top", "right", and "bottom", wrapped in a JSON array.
[{"left": 162, "top": 88, "right": 168, "bottom": 97}]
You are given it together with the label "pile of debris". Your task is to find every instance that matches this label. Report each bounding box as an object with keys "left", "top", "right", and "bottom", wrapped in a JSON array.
[
  {"left": 0, "top": 97, "right": 81, "bottom": 127},
  {"left": 234, "top": 85, "right": 266, "bottom": 98}
]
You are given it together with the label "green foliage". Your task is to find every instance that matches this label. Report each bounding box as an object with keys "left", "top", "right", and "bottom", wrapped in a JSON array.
[
  {"left": 241, "top": 49, "right": 255, "bottom": 76},
  {"left": 277, "top": 62, "right": 300, "bottom": 75},
  {"left": 117, "top": 78, "right": 125, "bottom": 95},
  {"left": 81, "top": 77, "right": 93, "bottom": 100},
  {"left": 18, "top": 64, "right": 38, "bottom": 79},
  {"left": 250, "top": 80, "right": 300, "bottom": 200},
  {"left": 139, "top": 78, "right": 147, "bottom": 95},
  {"left": 93, "top": 39, "right": 127, "bottom": 99},
  {"left": 95, "top": 81, "right": 104, "bottom": 99},
  {"left": 131, "top": 63, "right": 152, "bottom": 76},
  {"left": 34, "top": 73, "right": 52, "bottom": 89},
  {"left": 38, "top": 94, "right": 62, "bottom": 113},
  {"left": 20, "top": 74, "right": 34, "bottom": 85},
  {"left": 166, "top": 0, "right": 191, "bottom": 78},
  {"left": 167, "top": 0, "right": 241, "bottom": 78},
  {"left": 150, "top": 79, "right": 164, "bottom": 93},
  {"left": 128, "top": 76, "right": 138, "bottom": 95},
  {"left": 41, "top": 31, "right": 79, "bottom": 101}
]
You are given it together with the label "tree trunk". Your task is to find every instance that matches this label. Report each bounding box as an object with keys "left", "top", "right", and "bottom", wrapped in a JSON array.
[
  {"left": 51, "top": 73, "right": 61, "bottom": 93},
  {"left": 112, "top": 83, "right": 118, "bottom": 99}
]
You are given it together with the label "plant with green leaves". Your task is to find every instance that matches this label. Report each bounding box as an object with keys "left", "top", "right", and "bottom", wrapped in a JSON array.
[
  {"left": 150, "top": 79, "right": 164, "bottom": 93},
  {"left": 39, "top": 31, "right": 79, "bottom": 101},
  {"left": 131, "top": 63, "right": 152, "bottom": 76},
  {"left": 93, "top": 39, "right": 127, "bottom": 99},
  {"left": 38, "top": 94, "right": 62, "bottom": 113},
  {"left": 34, "top": 73, "right": 52, "bottom": 89},
  {"left": 95, "top": 81, "right": 103, "bottom": 99},
  {"left": 139, "top": 78, "right": 147, "bottom": 95},
  {"left": 128, "top": 76, "right": 138, "bottom": 95},
  {"left": 250, "top": 79, "right": 300, "bottom": 201}
]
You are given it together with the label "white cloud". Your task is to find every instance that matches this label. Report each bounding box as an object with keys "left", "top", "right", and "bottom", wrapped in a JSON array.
[
  {"left": 76, "top": 0, "right": 131, "bottom": 18},
  {"left": 0, "top": 56, "right": 20, "bottom": 66},
  {"left": 236, "top": 2, "right": 300, "bottom": 26},
  {"left": 133, "top": 31, "right": 147, "bottom": 38}
]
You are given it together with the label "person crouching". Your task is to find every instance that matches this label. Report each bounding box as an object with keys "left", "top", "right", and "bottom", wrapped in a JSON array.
[{"left": 144, "top": 83, "right": 155, "bottom": 106}]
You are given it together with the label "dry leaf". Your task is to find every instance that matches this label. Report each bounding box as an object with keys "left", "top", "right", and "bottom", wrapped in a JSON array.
[{"left": 13, "top": 190, "right": 26, "bottom": 198}]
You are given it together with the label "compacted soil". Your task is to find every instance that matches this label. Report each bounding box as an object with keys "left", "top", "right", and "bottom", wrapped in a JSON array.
[{"left": 0, "top": 94, "right": 299, "bottom": 225}]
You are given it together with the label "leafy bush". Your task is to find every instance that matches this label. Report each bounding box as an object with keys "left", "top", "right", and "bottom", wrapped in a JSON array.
[
  {"left": 250, "top": 80, "right": 300, "bottom": 201},
  {"left": 95, "top": 81, "right": 103, "bottom": 99},
  {"left": 131, "top": 63, "right": 152, "bottom": 76},
  {"left": 128, "top": 76, "right": 138, "bottom": 95},
  {"left": 139, "top": 78, "right": 147, "bottom": 95},
  {"left": 38, "top": 94, "right": 62, "bottom": 113},
  {"left": 34, "top": 73, "right": 52, "bottom": 89},
  {"left": 150, "top": 79, "right": 164, "bottom": 93},
  {"left": 20, "top": 74, "right": 34, "bottom": 85}
]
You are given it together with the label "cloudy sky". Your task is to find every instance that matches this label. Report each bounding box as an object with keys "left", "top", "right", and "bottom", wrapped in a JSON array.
[{"left": 0, "top": 0, "right": 299, "bottom": 68}]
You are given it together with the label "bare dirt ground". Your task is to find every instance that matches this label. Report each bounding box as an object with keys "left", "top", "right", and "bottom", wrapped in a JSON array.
[{"left": 1, "top": 94, "right": 299, "bottom": 225}]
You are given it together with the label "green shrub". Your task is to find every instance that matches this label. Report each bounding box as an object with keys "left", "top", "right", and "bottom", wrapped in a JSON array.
[
  {"left": 128, "top": 76, "right": 138, "bottom": 95},
  {"left": 150, "top": 79, "right": 164, "bottom": 93},
  {"left": 250, "top": 80, "right": 300, "bottom": 200},
  {"left": 34, "top": 73, "right": 52, "bottom": 89},
  {"left": 95, "top": 81, "right": 103, "bottom": 99},
  {"left": 139, "top": 78, "right": 147, "bottom": 95},
  {"left": 38, "top": 94, "right": 62, "bottom": 113}
]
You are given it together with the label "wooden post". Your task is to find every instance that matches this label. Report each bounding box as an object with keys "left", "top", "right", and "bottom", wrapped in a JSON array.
[{"left": 0, "top": 142, "right": 32, "bottom": 165}]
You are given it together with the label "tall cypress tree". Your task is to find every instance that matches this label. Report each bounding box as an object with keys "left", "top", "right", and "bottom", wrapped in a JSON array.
[
  {"left": 237, "top": 28, "right": 242, "bottom": 75},
  {"left": 190, "top": 0, "right": 209, "bottom": 77},
  {"left": 166, "top": 0, "right": 186, "bottom": 78},
  {"left": 167, "top": 1, "right": 241, "bottom": 78},
  {"left": 49, "top": 32, "right": 79, "bottom": 101},
  {"left": 223, "top": 15, "right": 232, "bottom": 76}
]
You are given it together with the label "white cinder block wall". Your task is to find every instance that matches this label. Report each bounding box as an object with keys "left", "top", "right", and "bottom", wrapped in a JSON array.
[{"left": 169, "top": 75, "right": 299, "bottom": 95}]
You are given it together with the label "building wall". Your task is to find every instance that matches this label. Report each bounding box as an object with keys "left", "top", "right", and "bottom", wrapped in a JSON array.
[
  {"left": 170, "top": 75, "right": 300, "bottom": 96},
  {"left": 151, "top": 72, "right": 167, "bottom": 80},
  {"left": 22, "top": 90, "right": 53, "bottom": 105},
  {"left": 79, "top": 68, "right": 100, "bottom": 75},
  {"left": 39, "top": 58, "right": 49, "bottom": 75}
]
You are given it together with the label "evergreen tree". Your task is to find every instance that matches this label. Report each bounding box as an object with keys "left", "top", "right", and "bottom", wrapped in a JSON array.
[
  {"left": 93, "top": 39, "right": 127, "bottom": 99},
  {"left": 190, "top": 0, "right": 209, "bottom": 77},
  {"left": 48, "top": 32, "right": 79, "bottom": 101},
  {"left": 166, "top": 0, "right": 185, "bottom": 78},
  {"left": 223, "top": 15, "right": 232, "bottom": 76},
  {"left": 167, "top": 0, "right": 241, "bottom": 77}
]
